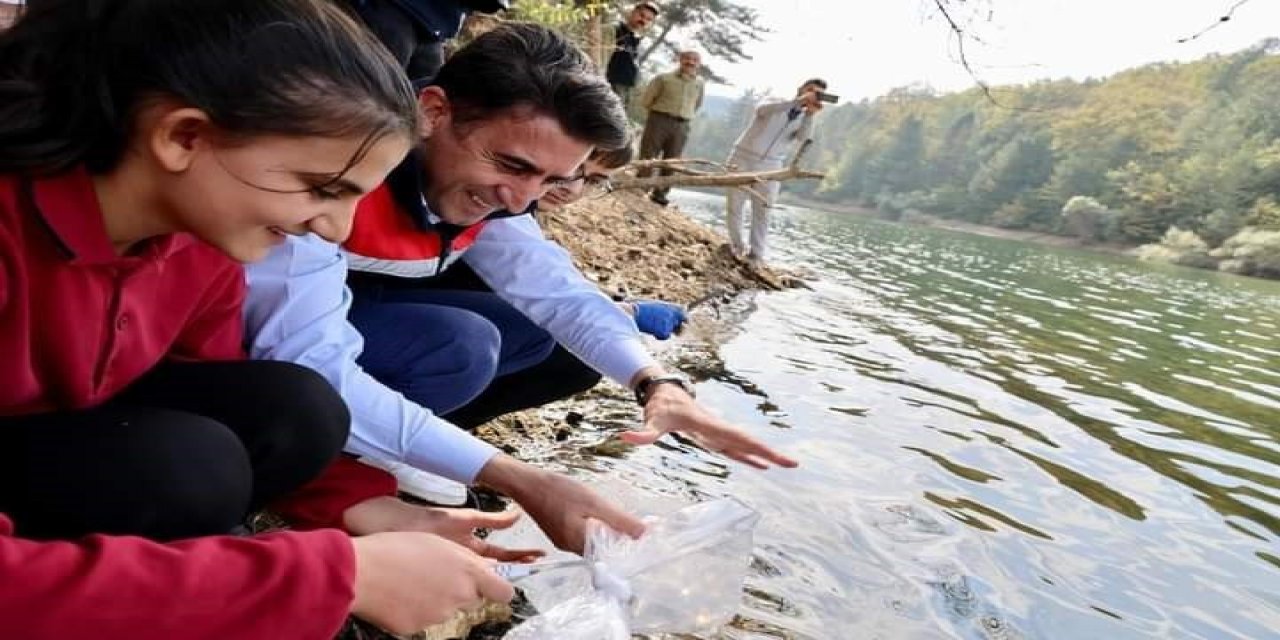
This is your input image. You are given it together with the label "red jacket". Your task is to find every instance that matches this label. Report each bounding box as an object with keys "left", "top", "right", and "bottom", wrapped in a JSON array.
[{"left": 0, "top": 169, "right": 396, "bottom": 639}]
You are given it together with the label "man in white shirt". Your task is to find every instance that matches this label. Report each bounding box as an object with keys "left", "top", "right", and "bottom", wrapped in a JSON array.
[
  {"left": 245, "top": 24, "right": 796, "bottom": 553},
  {"left": 726, "top": 78, "right": 827, "bottom": 265}
]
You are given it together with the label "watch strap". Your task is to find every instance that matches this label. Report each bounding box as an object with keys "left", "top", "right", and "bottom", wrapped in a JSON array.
[{"left": 634, "top": 374, "right": 693, "bottom": 406}]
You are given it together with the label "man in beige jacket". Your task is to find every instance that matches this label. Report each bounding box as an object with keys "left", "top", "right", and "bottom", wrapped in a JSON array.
[{"left": 637, "top": 50, "right": 705, "bottom": 206}]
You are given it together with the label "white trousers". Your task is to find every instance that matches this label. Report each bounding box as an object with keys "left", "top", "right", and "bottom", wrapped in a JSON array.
[{"left": 724, "top": 154, "right": 783, "bottom": 260}]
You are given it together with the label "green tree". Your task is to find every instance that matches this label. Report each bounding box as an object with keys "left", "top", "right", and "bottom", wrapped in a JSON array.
[
  {"left": 874, "top": 115, "right": 927, "bottom": 194},
  {"left": 632, "top": 0, "right": 767, "bottom": 82},
  {"left": 967, "top": 133, "right": 1054, "bottom": 226},
  {"left": 745, "top": 39, "right": 1280, "bottom": 278},
  {"left": 1061, "top": 196, "right": 1115, "bottom": 242}
]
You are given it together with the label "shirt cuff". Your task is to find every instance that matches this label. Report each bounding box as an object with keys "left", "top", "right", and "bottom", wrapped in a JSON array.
[
  {"left": 402, "top": 424, "right": 501, "bottom": 484},
  {"left": 597, "top": 339, "right": 658, "bottom": 388}
]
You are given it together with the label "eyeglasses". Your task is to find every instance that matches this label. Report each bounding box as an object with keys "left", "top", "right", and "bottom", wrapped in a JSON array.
[{"left": 545, "top": 172, "right": 614, "bottom": 204}]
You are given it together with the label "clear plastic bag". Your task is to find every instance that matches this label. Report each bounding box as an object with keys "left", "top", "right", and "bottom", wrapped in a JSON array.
[{"left": 506, "top": 498, "right": 760, "bottom": 640}]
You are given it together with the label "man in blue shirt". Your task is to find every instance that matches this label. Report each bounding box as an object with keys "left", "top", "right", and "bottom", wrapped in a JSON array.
[{"left": 245, "top": 23, "right": 798, "bottom": 555}]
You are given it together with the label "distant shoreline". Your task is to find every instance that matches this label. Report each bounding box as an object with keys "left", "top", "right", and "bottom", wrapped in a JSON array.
[{"left": 781, "top": 195, "right": 1132, "bottom": 257}]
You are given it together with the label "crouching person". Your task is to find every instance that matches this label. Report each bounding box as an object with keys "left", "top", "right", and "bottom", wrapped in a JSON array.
[{"left": 0, "top": 1, "right": 518, "bottom": 637}]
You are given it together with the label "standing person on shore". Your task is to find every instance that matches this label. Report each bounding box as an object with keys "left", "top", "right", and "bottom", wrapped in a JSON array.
[
  {"left": 637, "top": 50, "right": 705, "bottom": 206},
  {"left": 605, "top": 2, "right": 659, "bottom": 107},
  {"left": 725, "top": 79, "right": 828, "bottom": 266},
  {"left": 0, "top": 1, "right": 526, "bottom": 637},
  {"left": 245, "top": 23, "right": 797, "bottom": 552}
]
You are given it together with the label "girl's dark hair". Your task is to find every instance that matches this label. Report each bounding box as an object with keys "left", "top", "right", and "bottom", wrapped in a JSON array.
[
  {"left": 431, "top": 22, "right": 628, "bottom": 150},
  {"left": 0, "top": 0, "right": 418, "bottom": 175}
]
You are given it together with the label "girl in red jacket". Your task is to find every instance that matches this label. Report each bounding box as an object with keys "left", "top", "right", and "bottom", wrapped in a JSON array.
[{"left": 0, "top": 1, "right": 516, "bottom": 637}]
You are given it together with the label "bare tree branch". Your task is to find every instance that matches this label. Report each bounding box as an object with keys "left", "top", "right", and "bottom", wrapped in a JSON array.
[
  {"left": 929, "top": 0, "right": 1017, "bottom": 109},
  {"left": 628, "top": 158, "right": 734, "bottom": 173},
  {"left": 1177, "top": 0, "right": 1255, "bottom": 43},
  {"left": 614, "top": 140, "right": 825, "bottom": 191},
  {"left": 613, "top": 166, "right": 825, "bottom": 190},
  {"left": 638, "top": 21, "right": 676, "bottom": 66}
]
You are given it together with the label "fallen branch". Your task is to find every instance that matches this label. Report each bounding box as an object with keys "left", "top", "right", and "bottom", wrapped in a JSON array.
[
  {"left": 614, "top": 140, "right": 826, "bottom": 193},
  {"left": 628, "top": 158, "right": 733, "bottom": 172}
]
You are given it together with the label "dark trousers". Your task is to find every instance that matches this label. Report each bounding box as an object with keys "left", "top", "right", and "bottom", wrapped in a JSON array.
[
  {"left": 0, "top": 361, "right": 349, "bottom": 541},
  {"left": 346, "top": 0, "right": 446, "bottom": 84},
  {"left": 638, "top": 111, "right": 692, "bottom": 200},
  {"left": 349, "top": 266, "right": 602, "bottom": 430}
]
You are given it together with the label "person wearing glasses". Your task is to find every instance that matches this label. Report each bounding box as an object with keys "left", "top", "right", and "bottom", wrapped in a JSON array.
[
  {"left": 538, "top": 143, "right": 689, "bottom": 341},
  {"left": 539, "top": 144, "right": 629, "bottom": 209},
  {"left": 244, "top": 25, "right": 798, "bottom": 544}
]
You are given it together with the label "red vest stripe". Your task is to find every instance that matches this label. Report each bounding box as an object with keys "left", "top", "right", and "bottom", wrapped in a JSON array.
[{"left": 343, "top": 183, "right": 488, "bottom": 278}]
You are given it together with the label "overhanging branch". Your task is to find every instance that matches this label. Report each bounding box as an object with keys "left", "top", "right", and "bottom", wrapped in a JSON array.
[{"left": 613, "top": 140, "right": 826, "bottom": 192}]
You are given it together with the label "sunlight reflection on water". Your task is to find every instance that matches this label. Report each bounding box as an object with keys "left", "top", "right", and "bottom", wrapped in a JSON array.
[{"left": 518, "top": 191, "right": 1280, "bottom": 639}]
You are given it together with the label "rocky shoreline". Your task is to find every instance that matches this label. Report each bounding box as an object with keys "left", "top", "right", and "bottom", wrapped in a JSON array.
[{"left": 338, "top": 190, "right": 799, "bottom": 640}]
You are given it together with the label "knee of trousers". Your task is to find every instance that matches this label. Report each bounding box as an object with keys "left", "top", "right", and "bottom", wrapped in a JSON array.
[
  {"left": 544, "top": 348, "right": 604, "bottom": 398},
  {"left": 567, "top": 367, "right": 604, "bottom": 397},
  {"left": 241, "top": 361, "right": 351, "bottom": 469},
  {"left": 110, "top": 414, "right": 256, "bottom": 540},
  {"left": 434, "top": 315, "right": 504, "bottom": 400}
]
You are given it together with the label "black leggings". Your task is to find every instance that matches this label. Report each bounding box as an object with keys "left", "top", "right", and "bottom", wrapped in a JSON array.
[{"left": 0, "top": 361, "right": 349, "bottom": 541}]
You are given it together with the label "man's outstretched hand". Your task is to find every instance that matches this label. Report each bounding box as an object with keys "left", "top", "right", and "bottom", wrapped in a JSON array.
[
  {"left": 623, "top": 378, "right": 800, "bottom": 470},
  {"left": 476, "top": 455, "right": 646, "bottom": 554}
]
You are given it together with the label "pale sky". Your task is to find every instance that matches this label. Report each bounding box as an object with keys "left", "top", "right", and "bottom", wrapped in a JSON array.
[{"left": 690, "top": 0, "right": 1280, "bottom": 101}]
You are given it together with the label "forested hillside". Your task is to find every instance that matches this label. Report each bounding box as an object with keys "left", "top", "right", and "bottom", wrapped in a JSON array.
[{"left": 689, "top": 40, "right": 1280, "bottom": 278}]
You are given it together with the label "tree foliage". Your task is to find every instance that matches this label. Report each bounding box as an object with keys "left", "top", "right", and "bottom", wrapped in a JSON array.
[
  {"left": 631, "top": 0, "right": 767, "bottom": 82},
  {"left": 683, "top": 40, "right": 1280, "bottom": 276}
]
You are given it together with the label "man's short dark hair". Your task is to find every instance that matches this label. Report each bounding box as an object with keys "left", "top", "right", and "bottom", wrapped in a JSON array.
[
  {"left": 430, "top": 22, "right": 628, "bottom": 150},
  {"left": 800, "top": 78, "right": 828, "bottom": 91}
]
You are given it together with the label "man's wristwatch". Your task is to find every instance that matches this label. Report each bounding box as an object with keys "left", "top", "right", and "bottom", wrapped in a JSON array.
[{"left": 634, "top": 373, "right": 695, "bottom": 406}]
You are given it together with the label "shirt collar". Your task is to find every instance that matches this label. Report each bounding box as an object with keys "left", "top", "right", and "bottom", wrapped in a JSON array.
[{"left": 30, "top": 167, "right": 193, "bottom": 265}]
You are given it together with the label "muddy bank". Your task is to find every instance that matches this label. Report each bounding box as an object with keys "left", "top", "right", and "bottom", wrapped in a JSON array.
[
  {"left": 541, "top": 190, "right": 794, "bottom": 303},
  {"left": 476, "top": 190, "right": 805, "bottom": 449}
]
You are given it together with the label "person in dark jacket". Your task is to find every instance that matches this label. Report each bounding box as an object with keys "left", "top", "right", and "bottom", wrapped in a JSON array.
[
  {"left": 605, "top": 2, "right": 659, "bottom": 105},
  {"left": 343, "top": 0, "right": 509, "bottom": 84}
]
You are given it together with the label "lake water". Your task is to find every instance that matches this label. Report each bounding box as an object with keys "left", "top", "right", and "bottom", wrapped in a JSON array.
[{"left": 510, "top": 190, "right": 1280, "bottom": 639}]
